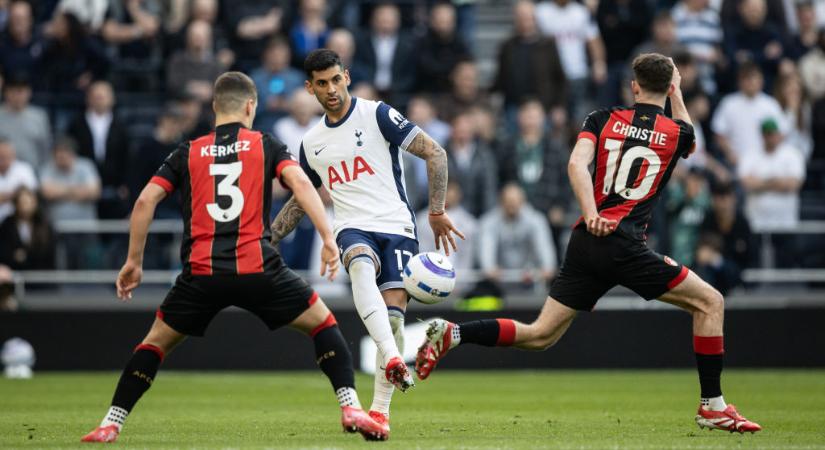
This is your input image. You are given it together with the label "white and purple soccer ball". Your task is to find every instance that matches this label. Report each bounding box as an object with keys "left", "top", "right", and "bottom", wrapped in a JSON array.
[{"left": 402, "top": 252, "right": 456, "bottom": 305}]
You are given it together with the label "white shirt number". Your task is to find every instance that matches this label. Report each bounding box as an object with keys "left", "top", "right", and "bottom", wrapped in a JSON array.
[
  {"left": 207, "top": 162, "right": 244, "bottom": 222},
  {"left": 603, "top": 138, "right": 662, "bottom": 200}
]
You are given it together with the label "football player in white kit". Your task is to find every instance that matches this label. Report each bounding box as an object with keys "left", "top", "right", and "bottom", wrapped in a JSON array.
[{"left": 270, "top": 49, "right": 464, "bottom": 437}]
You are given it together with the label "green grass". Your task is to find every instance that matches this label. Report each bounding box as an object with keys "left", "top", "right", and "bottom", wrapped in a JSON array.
[{"left": 1, "top": 370, "right": 824, "bottom": 449}]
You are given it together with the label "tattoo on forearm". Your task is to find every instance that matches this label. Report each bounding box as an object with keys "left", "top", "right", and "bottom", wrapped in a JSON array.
[
  {"left": 270, "top": 196, "right": 306, "bottom": 244},
  {"left": 406, "top": 132, "right": 448, "bottom": 213}
]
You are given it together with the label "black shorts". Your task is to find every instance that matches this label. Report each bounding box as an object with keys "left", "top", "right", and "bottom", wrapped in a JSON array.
[
  {"left": 158, "top": 268, "right": 316, "bottom": 336},
  {"left": 549, "top": 228, "right": 689, "bottom": 311}
]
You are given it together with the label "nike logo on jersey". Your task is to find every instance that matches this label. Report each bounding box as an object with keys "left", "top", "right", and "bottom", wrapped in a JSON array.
[
  {"left": 362, "top": 311, "right": 376, "bottom": 321},
  {"left": 314, "top": 146, "right": 327, "bottom": 156}
]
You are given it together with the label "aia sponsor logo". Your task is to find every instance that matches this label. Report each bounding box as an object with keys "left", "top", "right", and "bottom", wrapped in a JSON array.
[{"left": 328, "top": 156, "right": 374, "bottom": 189}]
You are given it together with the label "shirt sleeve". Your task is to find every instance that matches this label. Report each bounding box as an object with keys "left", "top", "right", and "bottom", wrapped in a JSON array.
[
  {"left": 577, "top": 110, "right": 605, "bottom": 143},
  {"left": 262, "top": 133, "right": 300, "bottom": 190},
  {"left": 375, "top": 102, "right": 422, "bottom": 152},
  {"left": 150, "top": 143, "right": 186, "bottom": 193},
  {"left": 674, "top": 119, "right": 697, "bottom": 159},
  {"left": 299, "top": 142, "right": 323, "bottom": 189}
]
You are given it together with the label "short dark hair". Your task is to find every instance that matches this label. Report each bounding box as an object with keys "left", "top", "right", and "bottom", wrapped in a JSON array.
[
  {"left": 737, "top": 61, "right": 761, "bottom": 80},
  {"left": 303, "top": 49, "right": 344, "bottom": 79},
  {"left": 213, "top": 71, "right": 257, "bottom": 114},
  {"left": 54, "top": 135, "right": 78, "bottom": 154},
  {"left": 632, "top": 53, "right": 674, "bottom": 95}
]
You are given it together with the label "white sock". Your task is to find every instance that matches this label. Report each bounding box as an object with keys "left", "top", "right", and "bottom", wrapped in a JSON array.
[
  {"left": 701, "top": 395, "right": 727, "bottom": 411},
  {"left": 451, "top": 323, "right": 461, "bottom": 348},
  {"left": 336, "top": 387, "right": 362, "bottom": 409},
  {"left": 349, "top": 259, "right": 400, "bottom": 364},
  {"left": 100, "top": 406, "right": 128, "bottom": 431},
  {"left": 370, "top": 309, "right": 405, "bottom": 416}
]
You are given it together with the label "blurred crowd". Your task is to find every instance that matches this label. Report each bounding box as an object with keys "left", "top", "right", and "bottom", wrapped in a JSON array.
[{"left": 0, "top": 0, "right": 823, "bottom": 298}]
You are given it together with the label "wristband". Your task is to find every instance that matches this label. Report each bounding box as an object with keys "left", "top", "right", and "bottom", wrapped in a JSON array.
[{"left": 429, "top": 211, "right": 445, "bottom": 216}]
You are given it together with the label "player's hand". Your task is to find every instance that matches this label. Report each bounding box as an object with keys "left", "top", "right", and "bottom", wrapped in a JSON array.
[
  {"left": 585, "top": 214, "right": 618, "bottom": 237},
  {"left": 116, "top": 260, "right": 143, "bottom": 301},
  {"left": 319, "top": 238, "right": 339, "bottom": 281},
  {"left": 429, "top": 212, "right": 466, "bottom": 257}
]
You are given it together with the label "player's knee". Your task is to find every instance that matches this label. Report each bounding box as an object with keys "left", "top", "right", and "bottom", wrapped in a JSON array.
[{"left": 697, "top": 288, "right": 724, "bottom": 317}]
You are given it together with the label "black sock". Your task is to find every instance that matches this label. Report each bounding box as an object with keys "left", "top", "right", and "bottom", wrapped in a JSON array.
[
  {"left": 457, "top": 319, "right": 501, "bottom": 347},
  {"left": 695, "top": 353, "right": 723, "bottom": 398},
  {"left": 111, "top": 346, "right": 163, "bottom": 411},
  {"left": 313, "top": 325, "right": 355, "bottom": 391}
]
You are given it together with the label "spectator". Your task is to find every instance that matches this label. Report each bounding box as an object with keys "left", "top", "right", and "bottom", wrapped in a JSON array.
[
  {"left": 498, "top": 99, "right": 571, "bottom": 246},
  {"left": 632, "top": 12, "right": 686, "bottom": 59},
  {"left": 712, "top": 62, "right": 786, "bottom": 167},
  {"left": 446, "top": 112, "right": 498, "bottom": 217},
  {"left": 325, "top": 28, "right": 367, "bottom": 84},
  {"left": 131, "top": 107, "right": 182, "bottom": 219},
  {"left": 166, "top": 20, "right": 223, "bottom": 104},
  {"left": 695, "top": 181, "right": 753, "bottom": 294},
  {"left": 416, "top": 1, "right": 471, "bottom": 93},
  {"left": 0, "top": 75, "right": 51, "bottom": 168},
  {"left": 0, "top": 0, "right": 42, "bottom": 78},
  {"left": 535, "top": 0, "right": 607, "bottom": 122},
  {"left": 290, "top": 0, "right": 329, "bottom": 65},
  {"left": 37, "top": 11, "right": 108, "bottom": 98},
  {"left": 799, "top": 30, "right": 825, "bottom": 101},
  {"left": 774, "top": 71, "right": 813, "bottom": 160},
  {"left": 478, "top": 183, "right": 556, "bottom": 289},
  {"left": 173, "top": 92, "right": 211, "bottom": 141},
  {"left": 354, "top": 2, "right": 417, "bottom": 105},
  {"left": 250, "top": 36, "right": 304, "bottom": 125},
  {"left": 40, "top": 136, "right": 100, "bottom": 221},
  {"left": 597, "top": 0, "right": 651, "bottom": 105},
  {"left": 273, "top": 90, "right": 322, "bottom": 157},
  {"left": 40, "top": 136, "right": 101, "bottom": 269},
  {"left": 52, "top": 0, "right": 109, "bottom": 32},
  {"left": 786, "top": 0, "right": 820, "bottom": 60},
  {"left": 739, "top": 118, "right": 806, "bottom": 233},
  {"left": 405, "top": 95, "right": 451, "bottom": 210},
  {"left": 101, "top": 0, "right": 162, "bottom": 88},
  {"left": 66, "top": 81, "right": 131, "bottom": 219},
  {"left": 493, "top": 0, "right": 567, "bottom": 129},
  {"left": 167, "top": 0, "right": 234, "bottom": 69},
  {"left": 0, "top": 138, "right": 37, "bottom": 223},
  {"left": 672, "top": 0, "right": 723, "bottom": 94},
  {"left": 723, "top": 0, "right": 784, "bottom": 89},
  {"left": 0, "top": 187, "right": 56, "bottom": 270},
  {"left": 665, "top": 167, "right": 711, "bottom": 267},
  {"left": 416, "top": 181, "right": 478, "bottom": 285},
  {"left": 436, "top": 59, "right": 490, "bottom": 122},
  {"left": 225, "top": 0, "right": 289, "bottom": 70}
]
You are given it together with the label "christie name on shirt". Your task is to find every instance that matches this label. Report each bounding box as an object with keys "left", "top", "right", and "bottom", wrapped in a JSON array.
[{"left": 612, "top": 121, "right": 668, "bottom": 146}]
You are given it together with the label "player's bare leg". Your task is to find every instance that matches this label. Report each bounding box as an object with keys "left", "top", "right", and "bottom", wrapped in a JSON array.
[
  {"left": 344, "top": 246, "right": 413, "bottom": 392},
  {"left": 367, "top": 288, "right": 409, "bottom": 428},
  {"left": 658, "top": 270, "right": 762, "bottom": 433},
  {"left": 416, "top": 297, "right": 577, "bottom": 379},
  {"left": 82, "top": 318, "right": 186, "bottom": 443},
  {"left": 290, "top": 297, "right": 388, "bottom": 441}
]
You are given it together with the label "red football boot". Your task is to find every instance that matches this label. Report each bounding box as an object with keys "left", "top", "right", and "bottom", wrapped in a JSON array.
[
  {"left": 80, "top": 425, "right": 120, "bottom": 443},
  {"left": 368, "top": 411, "right": 390, "bottom": 436},
  {"left": 341, "top": 406, "right": 389, "bottom": 441},
  {"left": 415, "top": 319, "right": 455, "bottom": 380},
  {"left": 385, "top": 356, "right": 415, "bottom": 392},
  {"left": 695, "top": 404, "right": 763, "bottom": 433}
]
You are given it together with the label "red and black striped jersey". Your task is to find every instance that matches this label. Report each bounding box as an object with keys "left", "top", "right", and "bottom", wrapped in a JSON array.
[
  {"left": 149, "top": 122, "right": 299, "bottom": 275},
  {"left": 576, "top": 103, "right": 695, "bottom": 240}
]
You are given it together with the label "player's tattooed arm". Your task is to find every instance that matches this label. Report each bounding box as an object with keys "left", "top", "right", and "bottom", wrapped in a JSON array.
[
  {"left": 406, "top": 131, "right": 448, "bottom": 214},
  {"left": 270, "top": 196, "right": 306, "bottom": 245}
]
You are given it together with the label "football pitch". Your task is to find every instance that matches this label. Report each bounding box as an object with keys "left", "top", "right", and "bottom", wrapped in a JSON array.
[{"left": 1, "top": 370, "right": 824, "bottom": 449}]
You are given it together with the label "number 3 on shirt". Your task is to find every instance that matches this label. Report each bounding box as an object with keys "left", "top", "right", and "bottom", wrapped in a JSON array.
[
  {"left": 207, "top": 162, "right": 244, "bottom": 222},
  {"left": 602, "top": 138, "right": 661, "bottom": 200}
]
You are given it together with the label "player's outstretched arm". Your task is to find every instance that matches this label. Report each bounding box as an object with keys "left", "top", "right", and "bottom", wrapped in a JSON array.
[
  {"left": 279, "top": 165, "right": 339, "bottom": 281},
  {"left": 568, "top": 138, "right": 617, "bottom": 237},
  {"left": 406, "top": 132, "right": 465, "bottom": 255},
  {"left": 270, "top": 196, "right": 306, "bottom": 246},
  {"left": 117, "top": 183, "right": 166, "bottom": 301},
  {"left": 668, "top": 58, "right": 693, "bottom": 127}
]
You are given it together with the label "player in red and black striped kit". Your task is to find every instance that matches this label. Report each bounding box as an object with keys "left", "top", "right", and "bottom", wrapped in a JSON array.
[
  {"left": 81, "top": 72, "right": 389, "bottom": 443},
  {"left": 415, "top": 54, "right": 762, "bottom": 434}
]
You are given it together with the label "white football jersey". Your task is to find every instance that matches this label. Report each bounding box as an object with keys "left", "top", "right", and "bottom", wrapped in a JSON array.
[{"left": 300, "top": 97, "right": 422, "bottom": 239}]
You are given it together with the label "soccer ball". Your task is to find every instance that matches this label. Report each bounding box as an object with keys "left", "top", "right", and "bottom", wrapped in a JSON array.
[{"left": 402, "top": 252, "right": 456, "bottom": 304}]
